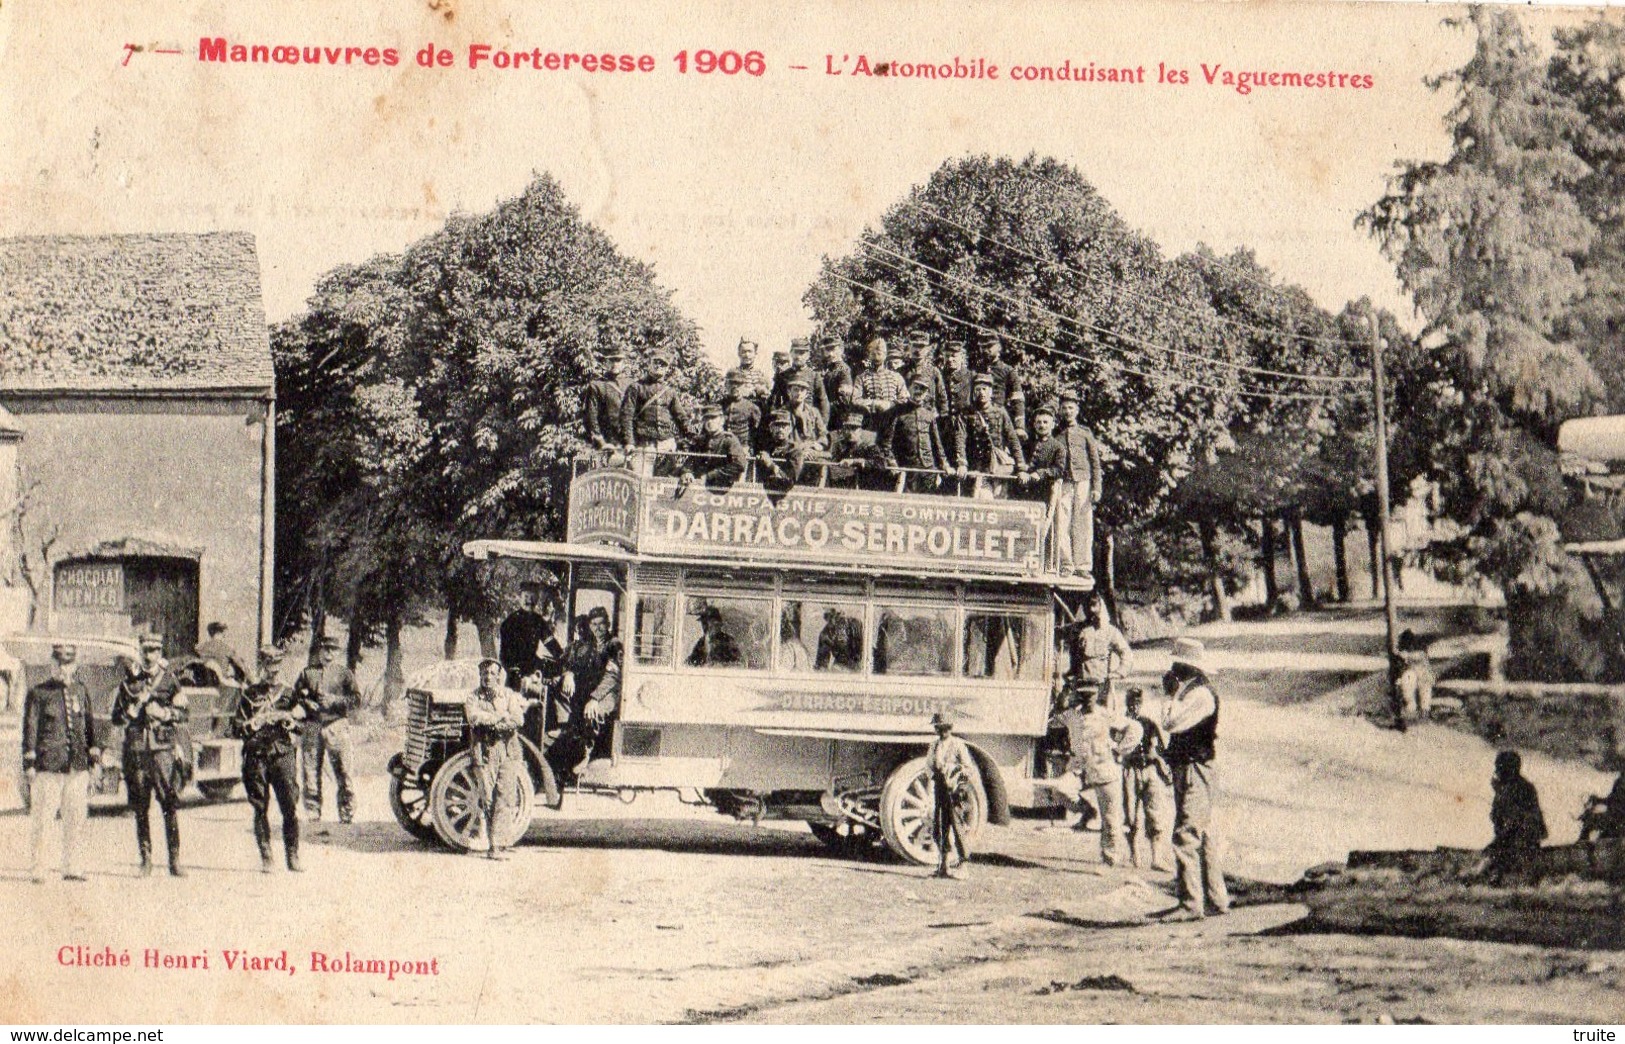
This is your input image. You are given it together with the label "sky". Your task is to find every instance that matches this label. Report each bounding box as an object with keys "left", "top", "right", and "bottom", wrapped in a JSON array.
[{"left": 0, "top": 0, "right": 1608, "bottom": 368}]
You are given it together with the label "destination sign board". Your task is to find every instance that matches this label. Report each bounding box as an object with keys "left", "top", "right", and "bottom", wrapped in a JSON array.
[{"left": 566, "top": 469, "right": 640, "bottom": 548}]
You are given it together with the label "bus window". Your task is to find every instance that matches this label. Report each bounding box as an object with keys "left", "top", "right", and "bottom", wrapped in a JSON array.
[
  {"left": 782, "top": 600, "right": 864, "bottom": 674},
  {"left": 633, "top": 593, "right": 673, "bottom": 666},
  {"left": 872, "top": 605, "right": 955, "bottom": 677},
  {"left": 681, "top": 595, "right": 771, "bottom": 670},
  {"left": 964, "top": 610, "right": 1045, "bottom": 681}
]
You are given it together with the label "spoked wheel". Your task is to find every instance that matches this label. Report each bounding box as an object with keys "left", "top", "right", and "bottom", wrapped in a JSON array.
[
  {"left": 808, "top": 820, "right": 882, "bottom": 857},
  {"left": 387, "top": 753, "right": 439, "bottom": 842},
  {"left": 428, "top": 750, "right": 534, "bottom": 852},
  {"left": 878, "top": 756, "right": 987, "bottom": 866}
]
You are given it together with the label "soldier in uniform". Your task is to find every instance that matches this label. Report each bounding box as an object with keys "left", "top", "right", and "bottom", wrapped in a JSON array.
[
  {"left": 679, "top": 404, "right": 749, "bottom": 493},
  {"left": 782, "top": 375, "right": 828, "bottom": 449},
  {"left": 721, "top": 369, "right": 763, "bottom": 454},
  {"left": 827, "top": 410, "right": 893, "bottom": 490},
  {"left": 464, "top": 658, "right": 530, "bottom": 860},
  {"left": 1121, "top": 686, "right": 1174, "bottom": 871},
  {"left": 621, "top": 349, "right": 691, "bottom": 475},
  {"left": 499, "top": 579, "right": 564, "bottom": 694},
  {"left": 887, "top": 373, "right": 956, "bottom": 493},
  {"left": 112, "top": 633, "right": 189, "bottom": 877},
  {"left": 978, "top": 330, "right": 1026, "bottom": 439},
  {"left": 1050, "top": 683, "right": 1137, "bottom": 866},
  {"left": 1056, "top": 389, "right": 1104, "bottom": 577},
  {"left": 234, "top": 645, "right": 313, "bottom": 873},
  {"left": 1020, "top": 401, "right": 1067, "bottom": 505},
  {"left": 583, "top": 348, "right": 631, "bottom": 457},
  {"left": 926, "top": 711, "right": 976, "bottom": 879},
  {"left": 756, "top": 409, "right": 826, "bottom": 494},
  {"left": 962, "top": 372, "right": 1025, "bottom": 498},
  {"left": 943, "top": 339, "right": 976, "bottom": 418},
  {"left": 295, "top": 636, "right": 361, "bottom": 824},
  {"left": 851, "top": 337, "right": 910, "bottom": 435},
  {"left": 908, "top": 330, "right": 950, "bottom": 417},
  {"left": 770, "top": 338, "right": 831, "bottom": 422},
  {"left": 727, "top": 338, "right": 771, "bottom": 406},
  {"left": 815, "top": 331, "right": 854, "bottom": 429},
  {"left": 23, "top": 642, "right": 99, "bottom": 883}
]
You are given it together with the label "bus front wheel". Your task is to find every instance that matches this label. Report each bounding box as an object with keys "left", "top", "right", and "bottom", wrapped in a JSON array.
[
  {"left": 878, "top": 757, "right": 986, "bottom": 866},
  {"left": 428, "top": 750, "right": 534, "bottom": 852}
]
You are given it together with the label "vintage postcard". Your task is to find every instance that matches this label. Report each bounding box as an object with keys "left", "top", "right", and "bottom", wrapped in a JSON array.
[{"left": 2, "top": 0, "right": 1624, "bottom": 1027}]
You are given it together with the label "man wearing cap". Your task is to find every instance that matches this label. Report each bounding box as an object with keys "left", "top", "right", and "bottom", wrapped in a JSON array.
[
  {"left": 112, "top": 633, "right": 189, "bottom": 876},
  {"left": 196, "top": 621, "right": 250, "bottom": 686},
  {"left": 500, "top": 580, "right": 564, "bottom": 697},
  {"left": 1154, "top": 638, "right": 1230, "bottom": 920},
  {"left": 814, "top": 332, "right": 854, "bottom": 428},
  {"left": 782, "top": 375, "right": 829, "bottom": 449},
  {"left": 1056, "top": 390, "right": 1104, "bottom": 578},
  {"left": 926, "top": 711, "right": 976, "bottom": 879},
  {"left": 546, "top": 606, "right": 622, "bottom": 785},
  {"left": 852, "top": 337, "right": 910, "bottom": 434},
  {"left": 234, "top": 645, "right": 314, "bottom": 873},
  {"left": 727, "top": 338, "right": 772, "bottom": 407},
  {"left": 978, "top": 330, "right": 1026, "bottom": 439},
  {"left": 963, "top": 372, "right": 1025, "bottom": 498},
  {"left": 1063, "top": 593, "right": 1133, "bottom": 713},
  {"left": 621, "top": 349, "right": 693, "bottom": 477},
  {"left": 826, "top": 411, "right": 894, "bottom": 491},
  {"left": 886, "top": 373, "right": 957, "bottom": 493},
  {"left": 770, "top": 338, "right": 831, "bottom": 423},
  {"left": 756, "top": 409, "right": 824, "bottom": 494},
  {"left": 1121, "top": 686, "right": 1173, "bottom": 872},
  {"left": 23, "top": 643, "right": 99, "bottom": 882},
  {"left": 294, "top": 636, "right": 361, "bottom": 824},
  {"left": 943, "top": 340, "right": 976, "bottom": 418},
  {"left": 583, "top": 349, "right": 631, "bottom": 457},
  {"left": 465, "top": 658, "right": 531, "bottom": 859},
  {"left": 1049, "top": 682, "right": 1137, "bottom": 866},
  {"left": 680, "top": 404, "right": 749, "bottom": 493},
  {"left": 1020, "top": 401, "right": 1066, "bottom": 506},
  {"left": 721, "top": 369, "right": 764, "bottom": 454},
  {"left": 907, "top": 330, "right": 950, "bottom": 417}
]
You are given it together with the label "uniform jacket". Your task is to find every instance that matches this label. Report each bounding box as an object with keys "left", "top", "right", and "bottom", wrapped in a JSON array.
[
  {"left": 1060, "top": 422, "right": 1104, "bottom": 490},
  {"left": 787, "top": 401, "right": 828, "bottom": 448},
  {"left": 565, "top": 636, "right": 622, "bottom": 716},
  {"left": 963, "top": 405, "right": 1026, "bottom": 473},
  {"left": 907, "top": 361, "right": 951, "bottom": 417},
  {"left": 112, "top": 664, "right": 187, "bottom": 751},
  {"left": 944, "top": 367, "right": 976, "bottom": 417},
  {"left": 1068, "top": 622, "right": 1132, "bottom": 684},
  {"left": 852, "top": 366, "right": 909, "bottom": 415},
  {"left": 820, "top": 359, "right": 854, "bottom": 425},
  {"left": 23, "top": 675, "right": 97, "bottom": 773},
  {"left": 887, "top": 403, "right": 955, "bottom": 471},
  {"left": 986, "top": 361, "right": 1026, "bottom": 432},
  {"left": 292, "top": 663, "right": 360, "bottom": 727},
  {"left": 693, "top": 430, "right": 749, "bottom": 489},
  {"left": 584, "top": 376, "right": 630, "bottom": 448},
  {"left": 621, "top": 379, "right": 691, "bottom": 446},
  {"left": 726, "top": 364, "right": 772, "bottom": 407},
  {"left": 1026, "top": 433, "right": 1067, "bottom": 493},
  {"left": 233, "top": 680, "right": 314, "bottom": 758},
  {"left": 1049, "top": 706, "right": 1132, "bottom": 787},
  {"left": 723, "top": 396, "right": 762, "bottom": 453}
]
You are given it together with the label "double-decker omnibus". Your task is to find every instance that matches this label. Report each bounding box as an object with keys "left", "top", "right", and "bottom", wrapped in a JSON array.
[{"left": 388, "top": 460, "right": 1091, "bottom": 865}]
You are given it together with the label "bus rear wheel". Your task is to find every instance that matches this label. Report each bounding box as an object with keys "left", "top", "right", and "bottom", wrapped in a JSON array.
[
  {"left": 428, "top": 750, "right": 534, "bottom": 852},
  {"left": 878, "top": 756, "right": 986, "bottom": 866}
]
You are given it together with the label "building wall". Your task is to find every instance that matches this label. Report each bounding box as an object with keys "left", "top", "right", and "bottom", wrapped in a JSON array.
[{"left": 0, "top": 395, "right": 268, "bottom": 653}]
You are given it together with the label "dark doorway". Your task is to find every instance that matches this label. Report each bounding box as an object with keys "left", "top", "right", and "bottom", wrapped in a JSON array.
[{"left": 123, "top": 557, "right": 201, "bottom": 659}]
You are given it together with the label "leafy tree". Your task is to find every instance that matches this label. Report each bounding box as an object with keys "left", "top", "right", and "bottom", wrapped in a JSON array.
[{"left": 1361, "top": 10, "right": 1601, "bottom": 669}]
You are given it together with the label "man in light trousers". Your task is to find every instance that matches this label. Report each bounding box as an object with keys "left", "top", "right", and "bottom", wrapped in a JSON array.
[
  {"left": 1154, "top": 638, "right": 1229, "bottom": 921},
  {"left": 23, "top": 643, "right": 99, "bottom": 882}
]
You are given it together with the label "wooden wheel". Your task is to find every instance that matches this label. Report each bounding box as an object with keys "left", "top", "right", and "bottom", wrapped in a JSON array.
[
  {"left": 428, "top": 750, "right": 534, "bottom": 852},
  {"left": 387, "top": 753, "right": 439, "bottom": 842},
  {"left": 878, "top": 756, "right": 987, "bottom": 866}
]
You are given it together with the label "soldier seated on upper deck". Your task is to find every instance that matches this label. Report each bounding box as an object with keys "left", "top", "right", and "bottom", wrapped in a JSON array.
[
  {"left": 756, "top": 409, "right": 827, "bottom": 495},
  {"left": 826, "top": 411, "right": 894, "bottom": 491}
]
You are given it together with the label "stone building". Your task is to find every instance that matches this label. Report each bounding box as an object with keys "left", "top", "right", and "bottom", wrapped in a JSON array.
[{"left": 0, "top": 232, "right": 274, "bottom": 658}]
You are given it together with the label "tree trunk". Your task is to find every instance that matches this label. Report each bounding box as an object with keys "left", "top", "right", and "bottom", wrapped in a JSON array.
[
  {"left": 1260, "top": 516, "right": 1279, "bottom": 606},
  {"left": 1199, "top": 518, "right": 1232, "bottom": 623},
  {"left": 443, "top": 610, "right": 459, "bottom": 659},
  {"left": 1288, "top": 509, "right": 1315, "bottom": 608},
  {"left": 382, "top": 612, "right": 406, "bottom": 714},
  {"left": 1331, "top": 515, "right": 1351, "bottom": 603},
  {"left": 1363, "top": 504, "right": 1381, "bottom": 600},
  {"left": 1100, "top": 530, "right": 1118, "bottom": 624},
  {"left": 345, "top": 618, "right": 365, "bottom": 673},
  {"left": 474, "top": 613, "right": 498, "bottom": 659}
]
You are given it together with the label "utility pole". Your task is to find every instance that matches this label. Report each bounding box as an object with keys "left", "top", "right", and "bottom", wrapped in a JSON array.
[{"left": 1370, "top": 314, "right": 1402, "bottom": 693}]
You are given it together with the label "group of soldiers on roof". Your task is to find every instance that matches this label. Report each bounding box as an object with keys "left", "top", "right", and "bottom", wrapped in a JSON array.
[{"left": 583, "top": 328, "right": 1105, "bottom": 577}]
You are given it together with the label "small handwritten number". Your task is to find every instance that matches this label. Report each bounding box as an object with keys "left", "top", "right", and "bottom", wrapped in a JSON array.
[{"left": 673, "top": 50, "right": 766, "bottom": 76}]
